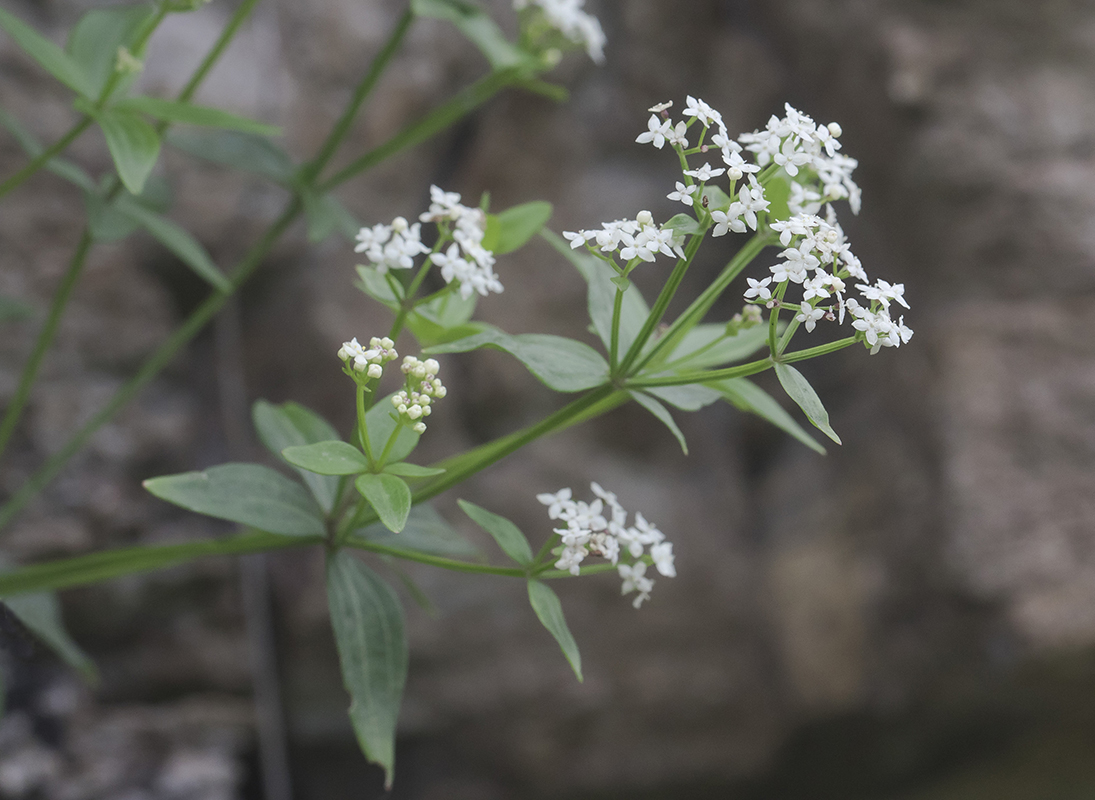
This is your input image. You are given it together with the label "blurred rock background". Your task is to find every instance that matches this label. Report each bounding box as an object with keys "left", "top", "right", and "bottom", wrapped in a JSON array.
[{"left": 2, "top": 0, "right": 1095, "bottom": 798}]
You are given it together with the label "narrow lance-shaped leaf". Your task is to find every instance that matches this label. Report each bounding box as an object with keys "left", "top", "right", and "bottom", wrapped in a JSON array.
[
  {"left": 426, "top": 326, "right": 609, "bottom": 393},
  {"left": 352, "top": 503, "right": 478, "bottom": 558},
  {"left": 381, "top": 463, "right": 445, "bottom": 478},
  {"left": 252, "top": 400, "right": 343, "bottom": 515},
  {"left": 283, "top": 440, "right": 369, "bottom": 476},
  {"left": 0, "top": 107, "right": 96, "bottom": 190},
  {"left": 527, "top": 580, "right": 582, "bottom": 681},
  {"left": 355, "top": 473, "right": 412, "bottom": 534},
  {"left": 117, "top": 97, "right": 281, "bottom": 136},
  {"left": 0, "top": 8, "right": 95, "bottom": 97},
  {"left": 0, "top": 558, "right": 98, "bottom": 683},
  {"left": 166, "top": 129, "right": 296, "bottom": 186},
  {"left": 95, "top": 107, "right": 161, "bottom": 194},
  {"left": 773, "top": 362, "right": 841, "bottom": 445},
  {"left": 716, "top": 377, "right": 825, "bottom": 454},
  {"left": 457, "top": 499, "right": 533, "bottom": 565},
  {"left": 410, "top": 0, "right": 535, "bottom": 69},
  {"left": 144, "top": 463, "right": 326, "bottom": 536},
  {"left": 326, "top": 551, "right": 408, "bottom": 789},
  {"left": 630, "top": 391, "right": 688, "bottom": 455},
  {"left": 114, "top": 198, "right": 231, "bottom": 292}
]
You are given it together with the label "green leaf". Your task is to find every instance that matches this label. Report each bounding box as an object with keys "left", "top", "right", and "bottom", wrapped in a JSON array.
[
  {"left": 663, "top": 212, "right": 702, "bottom": 237},
  {"left": 352, "top": 503, "right": 477, "bottom": 558},
  {"left": 411, "top": 0, "right": 535, "bottom": 70},
  {"left": 283, "top": 440, "right": 369, "bottom": 476},
  {"left": 66, "top": 5, "right": 154, "bottom": 100},
  {"left": 665, "top": 323, "right": 769, "bottom": 370},
  {"left": 381, "top": 463, "right": 446, "bottom": 478},
  {"left": 356, "top": 473, "right": 412, "bottom": 534},
  {"left": 426, "top": 326, "right": 609, "bottom": 393},
  {"left": 355, "top": 266, "right": 402, "bottom": 311},
  {"left": 95, "top": 107, "right": 161, "bottom": 194},
  {"left": 773, "top": 362, "right": 841, "bottom": 445},
  {"left": 492, "top": 201, "right": 552, "bottom": 254},
  {"left": 166, "top": 129, "right": 296, "bottom": 185},
  {"left": 630, "top": 391, "right": 688, "bottom": 454},
  {"left": 144, "top": 463, "right": 326, "bottom": 536},
  {"left": 644, "top": 383, "right": 722, "bottom": 412},
  {"left": 365, "top": 395, "right": 420, "bottom": 464},
  {"left": 302, "top": 189, "right": 360, "bottom": 243},
  {"left": 716, "top": 377, "right": 825, "bottom": 454},
  {"left": 527, "top": 580, "right": 582, "bottom": 681},
  {"left": 763, "top": 172, "right": 792, "bottom": 222},
  {"left": 0, "top": 556, "right": 98, "bottom": 682},
  {"left": 0, "top": 107, "right": 95, "bottom": 190},
  {"left": 252, "top": 400, "right": 343, "bottom": 515},
  {"left": 117, "top": 96, "right": 281, "bottom": 136},
  {"left": 457, "top": 499, "right": 532, "bottom": 565},
  {"left": 405, "top": 289, "right": 486, "bottom": 347},
  {"left": 0, "top": 295, "right": 34, "bottom": 324},
  {"left": 114, "top": 197, "right": 231, "bottom": 291},
  {"left": 326, "top": 551, "right": 407, "bottom": 790},
  {"left": 0, "top": 530, "right": 307, "bottom": 598},
  {"left": 0, "top": 8, "right": 95, "bottom": 97},
  {"left": 543, "top": 230, "right": 651, "bottom": 358}
]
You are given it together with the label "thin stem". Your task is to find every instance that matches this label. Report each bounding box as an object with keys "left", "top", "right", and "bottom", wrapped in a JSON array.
[
  {"left": 609, "top": 286, "right": 624, "bottom": 370},
  {"left": 301, "top": 8, "right": 415, "bottom": 185},
  {"left": 617, "top": 230, "right": 706, "bottom": 376},
  {"left": 0, "top": 230, "right": 93, "bottom": 462},
  {"left": 375, "top": 422, "right": 403, "bottom": 469},
  {"left": 343, "top": 537, "right": 525, "bottom": 577},
  {"left": 412, "top": 386, "right": 623, "bottom": 505},
  {"left": 626, "top": 356, "right": 773, "bottom": 389},
  {"left": 768, "top": 282, "right": 788, "bottom": 355},
  {"left": 0, "top": 119, "right": 92, "bottom": 198},
  {"left": 387, "top": 254, "right": 440, "bottom": 340},
  {"left": 319, "top": 67, "right": 524, "bottom": 192},
  {"left": 531, "top": 531, "right": 561, "bottom": 569},
  {"left": 633, "top": 231, "right": 769, "bottom": 374},
  {"left": 779, "top": 336, "right": 858, "bottom": 364},
  {"left": 356, "top": 383, "right": 376, "bottom": 467}
]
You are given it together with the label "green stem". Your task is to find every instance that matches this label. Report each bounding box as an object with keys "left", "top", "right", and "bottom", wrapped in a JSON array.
[
  {"left": 412, "top": 386, "right": 624, "bottom": 505},
  {"left": 0, "top": 200, "right": 301, "bottom": 532},
  {"left": 375, "top": 421, "right": 404, "bottom": 469},
  {"left": 301, "top": 8, "right": 414, "bottom": 185},
  {"left": 356, "top": 383, "right": 377, "bottom": 467},
  {"left": 616, "top": 231, "right": 706, "bottom": 376},
  {"left": 626, "top": 356, "right": 773, "bottom": 388},
  {"left": 779, "top": 336, "right": 858, "bottom": 364},
  {"left": 387, "top": 253, "right": 441, "bottom": 340},
  {"left": 531, "top": 530, "right": 561, "bottom": 569},
  {"left": 633, "top": 231, "right": 770, "bottom": 373},
  {"left": 768, "top": 282, "right": 788, "bottom": 356},
  {"left": 343, "top": 537, "right": 525, "bottom": 577},
  {"left": 0, "top": 118, "right": 93, "bottom": 198},
  {"left": 609, "top": 285, "right": 624, "bottom": 370},
  {"left": 0, "top": 230, "right": 93, "bottom": 462},
  {"left": 319, "top": 67, "right": 525, "bottom": 192}
]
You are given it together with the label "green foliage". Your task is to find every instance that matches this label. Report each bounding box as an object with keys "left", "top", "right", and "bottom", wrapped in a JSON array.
[
  {"left": 301, "top": 189, "right": 360, "bottom": 243},
  {"left": 352, "top": 503, "right": 477, "bottom": 558},
  {"left": 381, "top": 463, "right": 445, "bottom": 478},
  {"left": 527, "top": 580, "right": 582, "bottom": 681},
  {"left": 117, "top": 96, "right": 281, "bottom": 136},
  {"left": 144, "top": 463, "right": 326, "bottom": 536},
  {"left": 283, "top": 440, "right": 370, "bottom": 476},
  {"left": 716, "top": 376, "right": 825, "bottom": 454},
  {"left": 0, "top": 108, "right": 95, "bottom": 191},
  {"left": 253, "top": 401, "right": 343, "bottom": 514},
  {"left": 427, "top": 327, "right": 609, "bottom": 392},
  {"left": 458, "top": 499, "right": 533, "bottom": 565},
  {"left": 355, "top": 473, "right": 412, "bottom": 533},
  {"left": 326, "top": 551, "right": 407, "bottom": 789},
  {"left": 93, "top": 107, "right": 161, "bottom": 194},
  {"left": 365, "top": 395, "right": 420, "bottom": 464},
  {"left": 66, "top": 5, "right": 155, "bottom": 101},
  {"left": 774, "top": 362, "right": 841, "bottom": 444},
  {"left": 411, "top": 0, "right": 536, "bottom": 70},
  {"left": 665, "top": 323, "right": 769, "bottom": 370},
  {"left": 491, "top": 200, "right": 552, "bottom": 254},
  {"left": 166, "top": 129, "right": 297, "bottom": 185},
  {"left": 0, "top": 8, "right": 95, "bottom": 98}
]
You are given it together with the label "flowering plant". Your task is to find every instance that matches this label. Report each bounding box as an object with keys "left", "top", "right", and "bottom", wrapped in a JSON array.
[{"left": 0, "top": 0, "right": 910, "bottom": 790}]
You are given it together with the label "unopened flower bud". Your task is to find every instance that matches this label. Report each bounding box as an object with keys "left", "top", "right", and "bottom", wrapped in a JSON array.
[{"left": 367, "top": 364, "right": 383, "bottom": 379}]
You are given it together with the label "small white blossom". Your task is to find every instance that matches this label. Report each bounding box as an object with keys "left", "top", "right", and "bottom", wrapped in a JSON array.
[
  {"left": 682, "top": 95, "right": 722, "bottom": 128},
  {"left": 667, "top": 181, "right": 698, "bottom": 206},
  {"left": 683, "top": 163, "right": 725, "bottom": 182},
  {"left": 514, "top": 0, "right": 606, "bottom": 62},
  {"left": 795, "top": 301, "right": 826, "bottom": 332},
  {"left": 744, "top": 276, "right": 773, "bottom": 302},
  {"left": 636, "top": 115, "right": 673, "bottom": 149}
]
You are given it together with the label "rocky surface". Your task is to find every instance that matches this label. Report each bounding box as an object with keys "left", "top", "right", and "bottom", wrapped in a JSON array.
[{"left": 2, "top": 0, "right": 1095, "bottom": 798}]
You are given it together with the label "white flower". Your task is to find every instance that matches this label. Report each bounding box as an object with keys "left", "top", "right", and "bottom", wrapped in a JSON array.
[
  {"left": 683, "top": 163, "right": 725, "bottom": 182},
  {"left": 795, "top": 301, "right": 826, "bottom": 332},
  {"left": 710, "top": 208, "right": 745, "bottom": 237},
  {"left": 667, "top": 181, "right": 697, "bottom": 206},
  {"left": 516, "top": 0, "right": 606, "bottom": 63},
  {"left": 618, "top": 562, "right": 653, "bottom": 608},
  {"left": 650, "top": 542, "right": 676, "bottom": 577},
  {"left": 744, "top": 276, "right": 772, "bottom": 301},
  {"left": 636, "top": 115, "right": 672, "bottom": 149},
  {"left": 681, "top": 95, "right": 722, "bottom": 128},
  {"left": 648, "top": 100, "right": 673, "bottom": 113}
]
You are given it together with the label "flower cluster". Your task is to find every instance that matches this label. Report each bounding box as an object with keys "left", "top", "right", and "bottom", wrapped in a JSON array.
[
  {"left": 537, "top": 483, "right": 675, "bottom": 608},
  {"left": 562, "top": 210, "right": 685, "bottom": 265},
  {"left": 391, "top": 356, "right": 446, "bottom": 434},
  {"left": 338, "top": 336, "right": 398, "bottom": 382},
  {"left": 355, "top": 185, "right": 503, "bottom": 303},
  {"left": 354, "top": 216, "right": 429, "bottom": 275},
  {"left": 513, "top": 0, "right": 606, "bottom": 64},
  {"left": 419, "top": 185, "right": 504, "bottom": 300}
]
